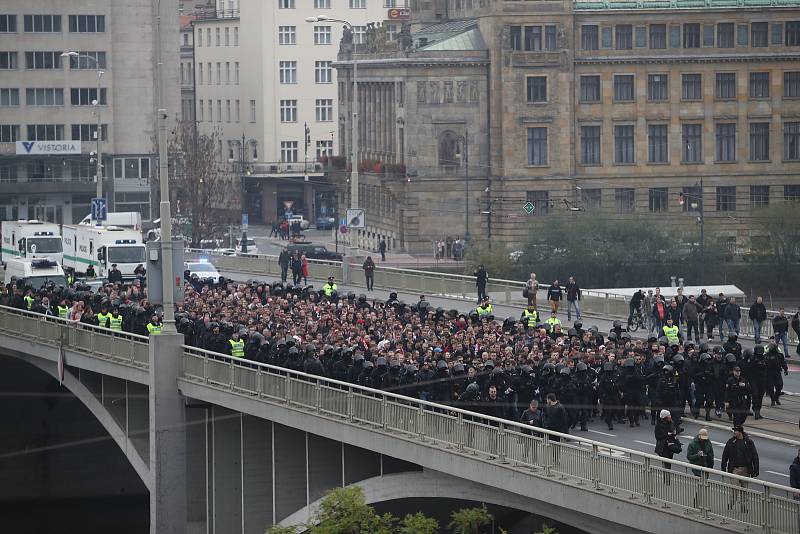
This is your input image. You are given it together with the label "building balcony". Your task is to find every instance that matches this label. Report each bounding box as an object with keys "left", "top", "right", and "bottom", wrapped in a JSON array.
[
  {"left": 0, "top": 179, "right": 97, "bottom": 195},
  {"left": 194, "top": 8, "right": 240, "bottom": 20}
]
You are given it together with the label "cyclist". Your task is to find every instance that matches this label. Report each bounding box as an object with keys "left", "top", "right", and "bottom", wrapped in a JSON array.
[{"left": 628, "top": 289, "right": 645, "bottom": 328}]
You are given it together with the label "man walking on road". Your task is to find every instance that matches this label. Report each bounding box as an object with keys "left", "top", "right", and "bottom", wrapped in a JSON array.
[
  {"left": 278, "top": 248, "right": 290, "bottom": 283},
  {"left": 474, "top": 265, "right": 488, "bottom": 302},
  {"left": 379, "top": 238, "right": 387, "bottom": 262},
  {"left": 565, "top": 276, "right": 582, "bottom": 321},
  {"left": 773, "top": 307, "right": 791, "bottom": 358},
  {"left": 363, "top": 256, "right": 375, "bottom": 291},
  {"left": 547, "top": 279, "right": 563, "bottom": 315},
  {"left": 749, "top": 296, "right": 767, "bottom": 345},
  {"left": 721, "top": 426, "right": 759, "bottom": 510},
  {"left": 789, "top": 448, "right": 800, "bottom": 500}
]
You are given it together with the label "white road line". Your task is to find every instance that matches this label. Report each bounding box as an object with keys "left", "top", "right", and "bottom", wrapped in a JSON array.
[
  {"left": 766, "top": 470, "right": 790, "bottom": 478},
  {"left": 588, "top": 429, "right": 617, "bottom": 437},
  {"left": 634, "top": 440, "right": 655, "bottom": 447}
]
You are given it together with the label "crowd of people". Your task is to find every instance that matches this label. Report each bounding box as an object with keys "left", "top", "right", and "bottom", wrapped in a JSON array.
[{"left": 1, "top": 268, "right": 799, "bottom": 490}]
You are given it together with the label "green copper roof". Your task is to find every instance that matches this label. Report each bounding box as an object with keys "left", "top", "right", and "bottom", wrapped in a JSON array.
[{"left": 574, "top": 0, "right": 799, "bottom": 9}]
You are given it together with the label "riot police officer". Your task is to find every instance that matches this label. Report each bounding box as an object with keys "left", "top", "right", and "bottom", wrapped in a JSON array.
[
  {"left": 765, "top": 342, "right": 788, "bottom": 406},
  {"left": 693, "top": 353, "right": 715, "bottom": 421},
  {"left": 598, "top": 362, "right": 621, "bottom": 431},
  {"left": 725, "top": 366, "right": 752, "bottom": 426}
]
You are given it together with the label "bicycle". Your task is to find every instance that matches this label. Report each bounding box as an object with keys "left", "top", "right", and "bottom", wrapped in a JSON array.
[{"left": 628, "top": 307, "right": 647, "bottom": 332}]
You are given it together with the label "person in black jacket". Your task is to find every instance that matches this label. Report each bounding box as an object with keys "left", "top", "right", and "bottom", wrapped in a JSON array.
[
  {"left": 655, "top": 409, "right": 680, "bottom": 482},
  {"left": 789, "top": 448, "right": 800, "bottom": 499},
  {"left": 748, "top": 296, "right": 767, "bottom": 344},
  {"left": 565, "top": 276, "right": 581, "bottom": 322},
  {"left": 772, "top": 307, "right": 791, "bottom": 358},
  {"left": 107, "top": 264, "right": 123, "bottom": 284},
  {"left": 723, "top": 297, "right": 742, "bottom": 336},
  {"left": 278, "top": 248, "right": 290, "bottom": 282},
  {"left": 474, "top": 265, "right": 488, "bottom": 302},
  {"left": 721, "top": 426, "right": 759, "bottom": 510},
  {"left": 543, "top": 392, "right": 569, "bottom": 439},
  {"left": 547, "top": 280, "right": 563, "bottom": 315}
]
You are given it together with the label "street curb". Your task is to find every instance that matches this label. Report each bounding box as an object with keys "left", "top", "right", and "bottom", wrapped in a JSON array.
[{"left": 680, "top": 417, "right": 800, "bottom": 446}]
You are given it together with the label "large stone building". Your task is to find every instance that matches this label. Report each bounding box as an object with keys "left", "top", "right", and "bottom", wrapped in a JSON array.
[
  {"left": 334, "top": 0, "right": 800, "bottom": 253},
  {"left": 193, "top": 0, "right": 390, "bottom": 226},
  {"left": 0, "top": 0, "right": 179, "bottom": 224}
]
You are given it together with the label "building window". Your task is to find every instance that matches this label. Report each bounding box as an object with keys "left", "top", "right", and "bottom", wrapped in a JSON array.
[
  {"left": 682, "top": 123, "right": 702, "bottom": 163},
  {"left": 684, "top": 23, "right": 700, "bottom": 48},
  {"left": 26, "top": 88, "right": 64, "bottom": 106},
  {"left": 717, "top": 23, "right": 734, "bottom": 48},
  {"left": 225, "top": 27, "right": 230, "bottom": 46},
  {"left": 207, "top": 100, "right": 212, "bottom": 122},
  {"left": 526, "top": 76, "right": 547, "bottom": 103},
  {"left": 580, "top": 125, "right": 601, "bottom": 165},
  {"left": 650, "top": 24, "right": 666, "bottom": 49},
  {"left": 27, "top": 124, "right": 64, "bottom": 141},
  {"left": 581, "top": 188, "right": 601, "bottom": 210},
  {"left": 784, "top": 121, "right": 800, "bottom": 160},
  {"left": 249, "top": 100, "right": 256, "bottom": 122},
  {"left": 279, "top": 26, "right": 296, "bottom": 45},
  {"left": 216, "top": 62, "right": 221, "bottom": 84},
  {"left": 510, "top": 26, "right": 522, "bottom": 50},
  {"left": 524, "top": 26, "right": 543, "bottom": 51},
  {"left": 0, "top": 15, "right": 17, "bottom": 33},
  {"left": 526, "top": 127, "right": 548, "bottom": 165},
  {"left": 614, "top": 124, "right": 635, "bottom": 164},
  {"left": 715, "top": 73, "right": 736, "bottom": 100},
  {"left": 787, "top": 21, "right": 800, "bottom": 45},
  {"left": 235, "top": 99, "right": 240, "bottom": 122},
  {"left": 0, "top": 125, "right": 20, "bottom": 142},
  {"left": 315, "top": 0, "right": 331, "bottom": 7},
  {"left": 315, "top": 61, "right": 332, "bottom": 83},
  {"left": 716, "top": 123, "right": 737, "bottom": 162},
  {"left": 315, "top": 99, "right": 333, "bottom": 122},
  {"left": 206, "top": 29, "right": 211, "bottom": 47},
  {"left": 25, "top": 51, "right": 62, "bottom": 69},
  {"left": 281, "top": 141, "right": 298, "bottom": 162},
  {"left": 614, "top": 74, "right": 634, "bottom": 102},
  {"left": 749, "top": 122, "right": 770, "bottom": 161},
  {"left": 616, "top": 24, "right": 632, "bottom": 49},
  {"left": 68, "top": 51, "right": 106, "bottom": 70},
  {"left": 234, "top": 27, "right": 239, "bottom": 46},
  {"left": 752, "top": 22, "right": 768, "bottom": 47},
  {"left": 785, "top": 184, "right": 800, "bottom": 200},
  {"left": 681, "top": 73, "right": 702, "bottom": 100},
  {"left": 581, "top": 25, "right": 598, "bottom": 50},
  {"left": 647, "top": 74, "right": 668, "bottom": 101},
  {"left": 438, "top": 131, "right": 460, "bottom": 168},
  {"left": 316, "top": 140, "right": 333, "bottom": 160},
  {"left": 196, "top": 28, "right": 202, "bottom": 46},
  {"left": 750, "top": 185, "right": 769, "bottom": 208},
  {"left": 716, "top": 186, "right": 736, "bottom": 211},
  {"left": 0, "top": 88, "right": 19, "bottom": 106},
  {"left": 71, "top": 124, "right": 107, "bottom": 142},
  {"left": 216, "top": 100, "right": 221, "bottom": 122},
  {"left": 215, "top": 28, "right": 220, "bottom": 46},
  {"left": 279, "top": 61, "right": 297, "bottom": 84},
  {"left": 279, "top": 0, "right": 295, "bottom": 8},
  {"left": 68, "top": 15, "right": 105, "bottom": 33},
  {"left": 649, "top": 187, "right": 668, "bottom": 212},
  {"left": 225, "top": 100, "right": 231, "bottom": 122},
  {"left": 648, "top": 124, "right": 668, "bottom": 163},
  {"left": 749, "top": 72, "right": 770, "bottom": 98},
  {"left": 226, "top": 62, "right": 230, "bottom": 84},
  {"left": 0, "top": 52, "right": 17, "bottom": 69},
  {"left": 353, "top": 26, "right": 366, "bottom": 45},
  {"left": 198, "top": 63, "right": 203, "bottom": 84},
  {"left": 785, "top": 71, "right": 800, "bottom": 97},
  {"left": 24, "top": 15, "right": 61, "bottom": 33},
  {"left": 350, "top": 0, "right": 367, "bottom": 8},
  {"left": 314, "top": 26, "right": 332, "bottom": 45},
  {"left": 526, "top": 191, "right": 549, "bottom": 216},
  {"left": 198, "top": 100, "right": 204, "bottom": 121},
  {"left": 545, "top": 25, "right": 557, "bottom": 50},
  {"left": 580, "top": 75, "right": 600, "bottom": 102},
  {"left": 615, "top": 188, "right": 635, "bottom": 214},
  {"left": 70, "top": 87, "right": 106, "bottom": 106}
]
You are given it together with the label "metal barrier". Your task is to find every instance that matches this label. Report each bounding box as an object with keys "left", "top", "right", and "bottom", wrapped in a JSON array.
[
  {"left": 0, "top": 305, "right": 150, "bottom": 369},
  {"left": 184, "top": 248, "right": 799, "bottom": 344},
  {"left": 181, "top": 346, "right": 799, "bottom": 534}
]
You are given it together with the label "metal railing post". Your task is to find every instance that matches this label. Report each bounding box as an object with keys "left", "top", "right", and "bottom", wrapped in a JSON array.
[
  {"left": 591, "top": 444, "right": 600, "bottom": 490},
  {"left": 417, "top": 404, "right": 425, "bottom": 441},
  {"left": 701, "top": 474, "right": 710, "bottom": 520},
  {"left": 256, "top": 367, "right": 262, "bottom": 396},
  {"left": 229, "top": 359, "right": 235, "bottom": 390},
  {"left": 382, "top": 397, "right": 388, "bottom": 430},
  {"left": 762, "top": 485, "right": 771, "bottom": 534},
  {"left": 642, "top": 457, "right": 651, "bottom": 502},
  {"left": 457, "top": 412, "right": 464, "bottom": 451},
  {"left": 203, "top": 355, "right": 209, "bottom": 384},
  {"left": 347, "top": 387, "right": 354, "bottom": 422},
  {"left": 315, "top": 382, "right": 322, "bottom": 413},
  {"left": 543, "top": 433, "right": 552, "bottom": 477},
  {"left": 497, "top": 423, "right": 507, "bottom": 463},
  {"left": 285, "top": 375, "right": 292, "bottom": 404}
]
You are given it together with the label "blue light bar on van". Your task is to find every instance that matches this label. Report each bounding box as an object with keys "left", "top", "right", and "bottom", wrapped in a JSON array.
[
  {"left": 31, "top": 259, "right": 57, "bottom": 269},
  {"left": 33, "top": 231, "right": 54, "bottom": 236},
  {"left": 115, "top": 239, "right": 138, "bottom": 244}
]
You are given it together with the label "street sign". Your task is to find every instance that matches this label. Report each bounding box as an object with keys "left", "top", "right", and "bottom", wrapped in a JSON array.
[
  {"left": 523, "top": 201, "right": 535, "bottom": 214},
  {"left": 346, "top": 208, "right": 365, "bottom": 229},
  {"left": 91, "top": 197, "right": 107, "bottom": 222},
  {"left": 387, "top": 7, "right": 411, "bottom": 19},
  {"left": 241, "top": 213, "right": 249, "bottom": 231}
]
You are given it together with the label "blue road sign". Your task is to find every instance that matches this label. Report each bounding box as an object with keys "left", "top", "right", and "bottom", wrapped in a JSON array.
[
  {"left": 91, "top": 197, "right": 107, "bottom": 222},
  {"left": 241, "top": 213, "right": 249, "bottom": 230}
]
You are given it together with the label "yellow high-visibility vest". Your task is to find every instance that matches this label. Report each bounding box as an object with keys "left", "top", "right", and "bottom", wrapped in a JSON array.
[
  {"left": 109, "top": 314, "right": 123, "bottom": 331},
  {"left": 229, "top": 339, "right": 244, "bottom": 357}
]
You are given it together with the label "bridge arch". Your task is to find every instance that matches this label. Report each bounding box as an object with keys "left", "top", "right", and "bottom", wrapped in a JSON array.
[{"left": 6, "top": 353, "right": 152, "bottom": 492}]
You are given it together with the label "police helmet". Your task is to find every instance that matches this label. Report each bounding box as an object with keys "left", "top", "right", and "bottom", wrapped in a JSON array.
[
  {"left": 376, "top": 357, "right": 388, "bottom": 367},
  {"left": 559, "top": 367, "right": 571, "bottom": 376},
  {"left": 576, "top": 362, "right": 588, "bottom": 372},
  {"left": 602, "top": 362, "right": 615, "bottom": 372},
  {"left": 623, "top": 358, "right": 635, "bottom": 368}
]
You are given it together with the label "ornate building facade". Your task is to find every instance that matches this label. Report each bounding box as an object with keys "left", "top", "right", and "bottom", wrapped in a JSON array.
[{"left": 334, "top": 0, "right": 800, "bottom": 254}]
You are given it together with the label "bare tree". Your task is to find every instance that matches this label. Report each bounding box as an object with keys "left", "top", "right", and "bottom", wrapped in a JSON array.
[
  {"left": 753, "top": 201, "right": 800, "bottom": 272},
  {"left": 153, "top": 120, "right": 234, "bottom": 247}
]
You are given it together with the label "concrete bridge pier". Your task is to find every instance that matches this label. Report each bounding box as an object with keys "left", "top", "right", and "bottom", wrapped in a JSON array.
[{"left": 149, "top": 333, "right": 187, "bottom": 534}]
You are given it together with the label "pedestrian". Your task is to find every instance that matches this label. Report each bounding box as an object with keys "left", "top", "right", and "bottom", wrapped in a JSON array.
[
  {"left": 725, "top": 365, "right": 752, "bottom": 426},
  {"left": 547, "top": 279, "right": 562, "bottom": 314},
  {"left": 543, "top": 392, "right": 569, "bottom": 445},
  {"left": 717, "top": 292, "right": 728, "bottom": 341},
  {"left": 300, "top": 254, "right": 309, "bottom": 285},
  {"left": 363, "top": 256, "right": 375, "bottom": 291},
  {"left": 290, "top": 252, "right": 302, "bottom": 285},
  {"left": 773, "top": 307, "right": 791, "bottom": 357},
  {"left": 702, "top": 299, "right": 718, "bottom": 342},
  {"left": 655, "top": 409, "right": 681, "bottom": 482},
  {"left": 278, "top": 248, "right": 290, "bottom": 282},
  {"left": 474, "top": 264, "right": 488, "bottom": 302},
  {"left": 565, "top": 276, "right": 581, "bottom": 322},
  {"left": 724, "top": 297, "right": 741, "bottom": 337},
  {"left": 790, "top": 448, "right": 800, "bottom": 500},
  {"left": 792, "top": 308, "right": 800, "bottom": 357},
  {"left": 682, "top": 294, "right": 701, "bottom": 342},
  {"left": 446, "top": 236, "right": 453, "bottom": 258},
  {"left": 525, "top": 273, "right": 538, "bottom": 307},
  {"left": 687, "top": 427, "right": 714, "bottom": 477},
  {"left": 379, "top": 238, "right": 387, "bottom": 261},
  {"left": 749, "top": 296, "right": 767, "bottom": 345},
  {"left": 721, "top": 426, "right": 759, "bottom": 510}
]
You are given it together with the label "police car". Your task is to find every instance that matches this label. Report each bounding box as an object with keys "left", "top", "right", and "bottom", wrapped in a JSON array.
[{"left": 184, "top": 260, "right": 220, "bottom": 284}]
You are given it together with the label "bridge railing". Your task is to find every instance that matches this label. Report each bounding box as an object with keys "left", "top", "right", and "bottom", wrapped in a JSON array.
[
  {"left": 184, "top": 248, "right": 798, "bottom": 344},
  {"left": 0, "top": 305, "right": 150, "bottom": 369},
  {"left": 181, "top": 346, "right": 799, "bottom": 534}
]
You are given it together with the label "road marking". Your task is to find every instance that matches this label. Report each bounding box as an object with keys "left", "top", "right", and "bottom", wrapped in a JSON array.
[
  {"left": 588, "top": 429, "right": 617, "bottom": 437},
  {"left": 634, "top": 440, "right": 655, "bottom": 447},
  {"left": 766, "top": 470, "right": 790, "bottom": 478}
]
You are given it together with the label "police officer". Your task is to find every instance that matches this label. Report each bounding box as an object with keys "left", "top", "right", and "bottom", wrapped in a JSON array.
[
  {"left": 747, "top": 345, "right": 768, "bottom": 419},
  {"left": 56, "top": 299, "right": 70, "bottom": 319},
  {"left": 572, "top": 362, "right": 593, "bottom": 432},
  {"left": 97, "top": 304, "right": 110, "bottom": 328},
  {"left": 476, "top": 297, "right": 493, "bottom": 318},
  {"left": 108, "top": 307, "right": 124, "bottom": 331},
  {"left": 545, "top": 311, "right": 561, "bottom": 331},
  {"left": 657, "top": 364, "right": 683, "bottom": 431},
  {"left": 598, "top": 362, "right": 621, "bottom": 431},
  {"left": 693, "top": 353, "right": 715, "bottom": 421},
  {"left": 662, "top": 318, "right": 681, "bottom": 345},
  {"left": 23, "top": 290, "right": 34, "bottom": 311},
  {"left": 227, "top": 331, "right": 245, "bottom": 358},
  {"left": 764, "top": 341, "right": 788, "bottom": 406},
  {"left": 146, "top": 314, "right": 163, "bottom": 335},
  {"left": 725, "top": 366, "right": 752, "bottom": 426},
  {"left": 621, "top": 358, "right": 644, "bottom": 427},
  {"left": 520, "top": 304, "right": 539, "bottom": 329},
  {"left": 322, "top": 276, "right": 337, "bottom": 298}
]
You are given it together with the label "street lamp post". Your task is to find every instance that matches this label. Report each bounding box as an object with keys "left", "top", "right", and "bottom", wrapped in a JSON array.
[
  {"left": 61, "top": 52, "right": 105, "bottom": 219},
  {"left": 239, "top": 133, "right": 248, "bottom": 253},
  {"left": 305, "top": 15, "right": 359, "bottom": 213},
  {"left": 679, "top": 176, "right": 706, "bottom": 284}
]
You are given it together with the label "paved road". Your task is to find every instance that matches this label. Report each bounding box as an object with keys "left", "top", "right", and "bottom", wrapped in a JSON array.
[{"left": 217, "top": 266, "right": 800, "bottom": 486}]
